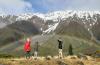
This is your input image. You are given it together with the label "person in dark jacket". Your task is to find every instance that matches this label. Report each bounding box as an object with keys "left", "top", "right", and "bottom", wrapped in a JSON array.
[
  {"left": 24, "top": 38, "right": 31, "bottom": 59},
  {"left": 34, "top": 41, "right": 39, "bottom": 60},
  {"left": 58, "top": 37, "right": 63, "bottom": 59}
]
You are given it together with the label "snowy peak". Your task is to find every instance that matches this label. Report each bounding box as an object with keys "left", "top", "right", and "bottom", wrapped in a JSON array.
[
  {"left": 16, "top": 13, "right": 45, "bottom": 21},
  {"left": 44, "top": 10, "right": 100, "bottom": 21},
  {"left": 43, "top": 22, "right": 59, "bottom": 34},
  {"left": 0, "top": 10, "right": 100, "bottom": 21},
  {"left": 5, "top": 10, "right": 100, "bottom": 21},
  {"left": 0, "top": 10, "right": 100, "bottom": 34}
]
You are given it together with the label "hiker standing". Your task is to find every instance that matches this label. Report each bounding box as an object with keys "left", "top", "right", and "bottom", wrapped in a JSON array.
[
  {"left": 34, "top": 41, "right": 39, "bottom": 60},
  {"left": 24, "top": 38, "right": 31, "bottom": 59},
  {"left": 58, "top": 38, "right": 63, "bottom": 59}
]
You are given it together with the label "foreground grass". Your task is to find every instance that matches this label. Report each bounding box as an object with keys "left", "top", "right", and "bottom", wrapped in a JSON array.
[{"left": 0, "top": 56, "right": 100, "bottom": 65}]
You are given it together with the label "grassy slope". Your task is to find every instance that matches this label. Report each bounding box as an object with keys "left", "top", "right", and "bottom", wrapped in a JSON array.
[
  {"left": 39, "top": 35, "right": 100, "bottom": 56},
  {"left": 55, "top": 21, "right": 91, "bottom": 40},
  {"left": 0, "top": 34, "right": 100, "bottom": 57},
  {"left": 0, "top": 20, "right": 41, "bottom": 47},
  {"left": 92, "top": 22, "right": 100, "bottom": 40}
]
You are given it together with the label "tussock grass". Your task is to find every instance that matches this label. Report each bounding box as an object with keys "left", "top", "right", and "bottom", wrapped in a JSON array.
[{"left": 0, "top": 56, "right": 100, "bottom": 65}]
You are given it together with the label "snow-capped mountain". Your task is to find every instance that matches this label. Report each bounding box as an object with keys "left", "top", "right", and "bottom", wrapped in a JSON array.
[
  {"left": 0, "top": 10, "right": 100, "bottom": 35},
  {"left": 15, "top": 10, "right": 100, "bottom": 21},
  {"left": 1, "top": 10, "right": 100, "bottom": 56},
  {"left": 0, "top": 10, "right": 100, "bottom": 45},
  {"left": 0, "top": 10, "right": 99, "bottom": 21}
]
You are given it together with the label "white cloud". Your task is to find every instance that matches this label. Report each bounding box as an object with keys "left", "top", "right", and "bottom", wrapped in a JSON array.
[
  {"left": 68, "top": 0, "right": 100, "bottom": 10},
  {"left": 37, "top": 0, "right": 100, "bottom": 11},
  {"left": 0, "top": 0, "right": 33, "bottom": 15},
  {"left": 0, "top": 0, "right": 100, "bottom": 14}
]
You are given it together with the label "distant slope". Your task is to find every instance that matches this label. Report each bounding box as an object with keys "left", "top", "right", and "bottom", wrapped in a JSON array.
[
  {"left": 39, "top": 35, "right": 100, "bottom": 56},
  {"left": 55, "top": 20, "right": 91, "bottom": 40},
  {"left": 0, "top": 35, "right": 53, "bottom": 56},
  {"left": 0, "top": 20, "right": 41, "bottom": 46},
  {"left": 92, "top": 21, "right": 100, "bottom": 40},
  {"left": 0, "top": 11, "right": 100, "bottom": 57},
  {"left": 0, "top": 35, "right": 99, "bottom": 56}
]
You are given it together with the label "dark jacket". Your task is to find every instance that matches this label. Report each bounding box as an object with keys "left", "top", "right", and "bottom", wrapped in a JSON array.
[{"left": 58, "top": 39, "right": 63, "bottom": 49}]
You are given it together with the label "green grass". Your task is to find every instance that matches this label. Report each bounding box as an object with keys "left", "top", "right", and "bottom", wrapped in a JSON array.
[
  {"left": 39, "top": 35, "right": 100, "bottom": 56},
  {"left": 0, "top": 53, "right": 15, "bottom": 58},
  {"left": 0, "top": 34, "right": 99, "bottom": 57},
  {"left": 0, "top": 20, "right": 41, "bottom": 47}
]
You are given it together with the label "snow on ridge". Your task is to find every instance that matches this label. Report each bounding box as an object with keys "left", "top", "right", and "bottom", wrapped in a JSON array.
[
  {"left": 43, "top": 22, "right": 59, "bottom": 34},
  {"left": 0, "top": 10, "right": 100, "bottom": 21},
  {"left": 16, "top": 13, "right": 34, "bottom": 21},
  {"left": 16, "top": 13, "right": 45, "bottom": 21},
  {"left": 43, "top": 10, "right": 100, "bottom": 21}
]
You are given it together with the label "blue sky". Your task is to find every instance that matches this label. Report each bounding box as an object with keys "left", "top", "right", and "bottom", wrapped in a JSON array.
[
  {"left": 25, "top": 0, "right": 100, "bottom": 13},
  {"left": 0, "top": 0, "right": 100, "bottom": 14}
]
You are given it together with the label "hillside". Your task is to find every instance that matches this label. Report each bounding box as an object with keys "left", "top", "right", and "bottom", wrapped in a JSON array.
[
  {"left": 39, "top": 35, "right": 100, "bottom": 56},
  {"left": 0, "top": 35, "right": 99, "bottom": 57},
  {"left": 55, "top": 20, "right": 91, "bottom": 40},
  {"left": 92, "top": 20, "right": 100, "bottom": 40},
  {"left": 0, "top": 11, "right": 100, "bottom": 57},
  {"left": 0, "top": 20, "right": 41, "bottom": 46}
]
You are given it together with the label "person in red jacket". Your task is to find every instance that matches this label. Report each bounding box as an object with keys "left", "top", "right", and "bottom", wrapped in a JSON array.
[{"left": 24, "top": 38, "right": 31, "bottom": 59}]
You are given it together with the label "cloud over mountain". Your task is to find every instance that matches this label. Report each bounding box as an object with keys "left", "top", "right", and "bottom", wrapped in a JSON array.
[
  {"left": 0, "top": 0, "right": 100, "bottom": 14},
  {"left": 26, "top": 0, "right": 100, "bottom": 13},
  {"left": 0, "top": 0, "right": 33, "bottom": 15}
]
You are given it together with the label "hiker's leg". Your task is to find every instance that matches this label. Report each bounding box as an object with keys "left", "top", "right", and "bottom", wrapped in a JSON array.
[
  {"left": 59, "top": 49, "right": 63, "bottom": 59},
  {"left": 60, "top": 49, "right": 63, "bottom": 59},
  {"left": 34, "top": 51, "right": 38, "bottom": 60},
  {"left": 25, "top": 52, "right": 28, "bottom": 59},
  {"left": 27, "top": 51, "right": 31, "bottom": 59},
  {"left": 58, "top": 49, "right": 60, "bottom": 59}
]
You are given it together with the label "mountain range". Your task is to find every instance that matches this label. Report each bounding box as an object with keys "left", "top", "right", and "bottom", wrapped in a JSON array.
[
  {"left": 0, "top": 10, "right": 100, "bottom": 40},
  {"left": 0, "top": 10, "right": 100, "bottom": 56}
]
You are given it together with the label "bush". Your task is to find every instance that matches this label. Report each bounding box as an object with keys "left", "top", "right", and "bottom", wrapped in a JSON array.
[
  {"left": 0, "top": 54, "right": 14, "bottom": 58},
  {"left": 68, "top": 44, "right": 73, "bottom": 55}
]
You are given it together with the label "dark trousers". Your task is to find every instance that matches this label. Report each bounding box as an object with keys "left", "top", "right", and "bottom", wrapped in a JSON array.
[{"left": 25, "top": 51, "right": 31, "bottom": 59}]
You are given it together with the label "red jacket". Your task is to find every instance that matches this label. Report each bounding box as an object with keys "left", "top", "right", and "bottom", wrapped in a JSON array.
[{"left": 24, "top": 40, "right": 31, "bottom": 52}]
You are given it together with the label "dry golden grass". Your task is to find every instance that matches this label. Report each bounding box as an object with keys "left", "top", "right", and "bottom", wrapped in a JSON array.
[{"left": 0, "top": 56, "right": 100, "bottom": 65}]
